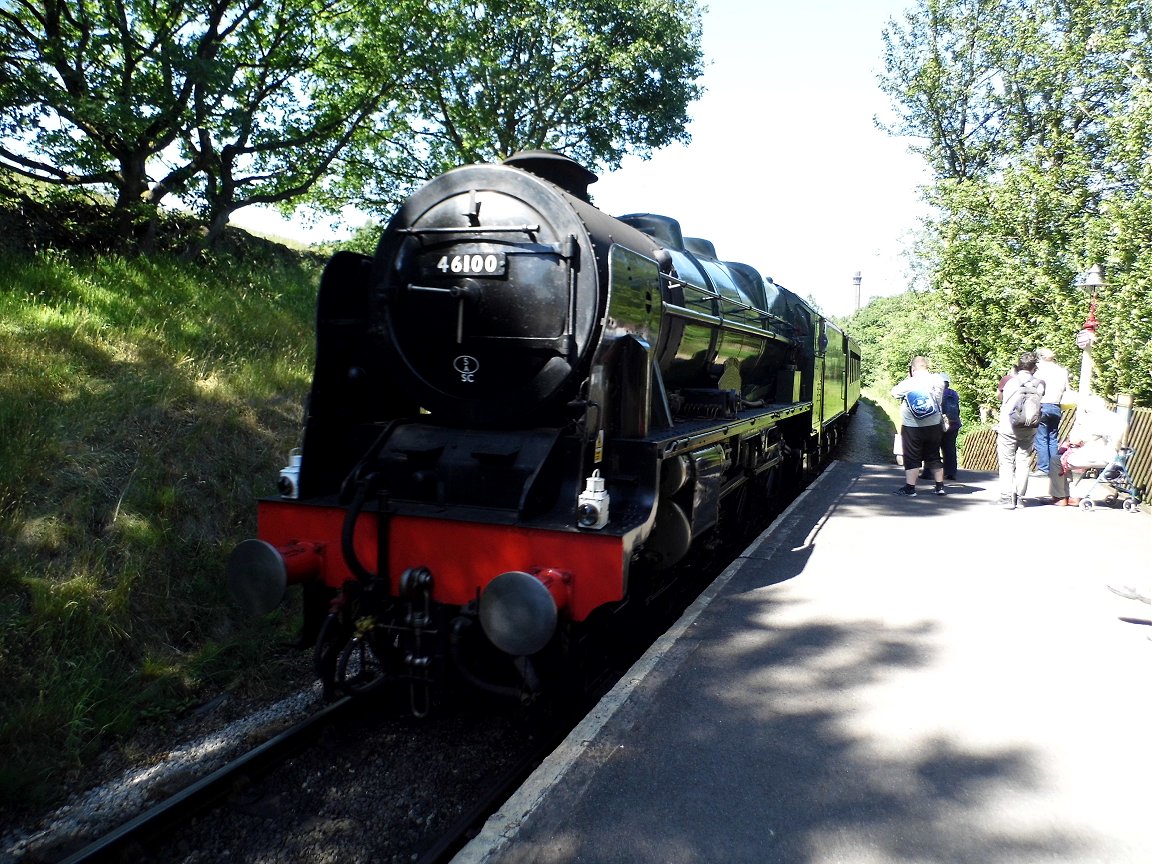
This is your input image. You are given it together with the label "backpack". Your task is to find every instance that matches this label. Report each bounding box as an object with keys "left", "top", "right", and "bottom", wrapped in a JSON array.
[
  {"left": 905, "top": 387, "right": 940, "bottom": 419},
  {"left": 1009, "top": 379, "right": 1044, "bottom": 428},
  {"left": 941, "top": 389, "right": 961, "bottom": 425}
]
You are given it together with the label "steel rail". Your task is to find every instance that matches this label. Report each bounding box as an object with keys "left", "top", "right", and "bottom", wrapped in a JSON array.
[{"left": 57, "top": 696, "right": 354, "bottom": 864}]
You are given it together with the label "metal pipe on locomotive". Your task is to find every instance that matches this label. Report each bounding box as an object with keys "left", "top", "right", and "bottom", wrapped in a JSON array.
[{"left": 226, "top": 151, "right": 860, "bottom": 711}]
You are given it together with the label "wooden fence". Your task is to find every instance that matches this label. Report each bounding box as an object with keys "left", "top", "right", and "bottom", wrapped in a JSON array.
[{"left": 960, "top": 404, "right": 1152, "bottom": 497}]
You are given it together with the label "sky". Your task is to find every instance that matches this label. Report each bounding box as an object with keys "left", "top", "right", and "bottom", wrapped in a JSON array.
[
  {"left": 589, "top": 1, "right": 930, "bottom": 317},
  {"left": 234, "top": 1, "right": 929, "bottom": 318}
]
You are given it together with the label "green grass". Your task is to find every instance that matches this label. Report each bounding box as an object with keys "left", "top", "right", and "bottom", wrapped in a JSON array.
[{"left": 0, "top": 230, "right": 325, "bottom": 811}]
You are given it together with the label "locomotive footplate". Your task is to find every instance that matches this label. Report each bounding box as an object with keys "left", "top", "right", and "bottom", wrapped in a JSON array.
[{"left": 647, "top": 401, "right": 813, "bottom": 458}]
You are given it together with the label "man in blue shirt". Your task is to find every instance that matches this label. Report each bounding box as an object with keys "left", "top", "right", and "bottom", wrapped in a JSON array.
[{"left": 1033, "top": 347, "right": 1069, "bottom": 497}]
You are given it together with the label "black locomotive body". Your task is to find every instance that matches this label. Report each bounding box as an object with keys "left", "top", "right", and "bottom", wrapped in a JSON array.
[{"left": 227, "top": 151, "right": 861, "bottom": 709}]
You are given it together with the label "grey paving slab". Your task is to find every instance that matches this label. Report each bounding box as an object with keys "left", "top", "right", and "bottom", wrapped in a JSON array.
[{"left": 454, "top": 462, "right": 1152, "bottom": 864}]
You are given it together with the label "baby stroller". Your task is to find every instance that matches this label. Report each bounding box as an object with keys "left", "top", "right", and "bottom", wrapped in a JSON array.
[{"left": 1074, "top": 446, "right": 1142, "bottom": 512}]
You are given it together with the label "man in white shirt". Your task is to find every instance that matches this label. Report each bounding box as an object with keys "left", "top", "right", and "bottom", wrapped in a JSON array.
[
  {"left": 890, "top": 356, "right": 947, "bottom": 497},
  {"left": 998, "top": 352, "right": 1045, "bottom": 509}
]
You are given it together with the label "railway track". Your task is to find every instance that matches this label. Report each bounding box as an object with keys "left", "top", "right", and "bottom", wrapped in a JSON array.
[
  {"left": 49, "top": 691, "right": 593, "bottom": 864},
  {"left": 411, "top": 697, "right": 601, "bottom": 864},
  {"left": 40, "top": 553, "right": 721, "bottom": 864},
  {"left": 55, "top": 696, "right": 356, "bottom": 864}
]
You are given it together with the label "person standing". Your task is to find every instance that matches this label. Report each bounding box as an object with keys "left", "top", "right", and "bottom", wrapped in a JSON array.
[
  {"left": 891, "top": 356, "right": 947, "bottom": 497},
  {"left": 940, "top": 373, "right": 962, "bottom": 480},
  {"left": 1050, "top": 395, "right": 1126, "bottom": 505},
  {"left": 997, "top": 364, "right": 1017, "bottom": 403},
  {"left": 997, "top": 351, "right": 1045, "bottom": 510},
  {"left": 1033, "top": 347, "right": 1069, "bottom": 496}
]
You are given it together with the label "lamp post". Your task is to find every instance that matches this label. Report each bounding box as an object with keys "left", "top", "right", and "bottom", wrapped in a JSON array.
[{"left": 1075, "top": 264, "right": 1104, "bottom": 402}]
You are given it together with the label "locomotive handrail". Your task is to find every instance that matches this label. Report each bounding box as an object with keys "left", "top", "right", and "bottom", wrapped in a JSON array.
[
  {"left": 398, "top": 224, "right": 541, "bottom": 235},
  {"left": 662, "top": 272, "right": 791, "bottom": 333},
  {"left": 664, "top": 302, "right": 795, "bottom": 345}
]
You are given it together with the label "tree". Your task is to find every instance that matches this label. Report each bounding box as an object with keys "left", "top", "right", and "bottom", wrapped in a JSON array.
[
  {"left": 846, "top": 291, "right": 950, "bottom": 392},
  {"left": 878, "top": 0, "right": 1152, "bottom": 407},
  {"left": 0, "top": 0, "right": 241, "bottom": 239},
  {"left": 176, "top": 0, "right": 421, "bottom": 247},
  {"left": 3, "top": 0, "right": 705, "bottom": 247},
  {"left": 316, "top": 0, "right": 705, "bottom": 218},
  {"left": 0, "top": 0, "right": 416, "bottom": 248},
  {"left": 878, "top": 0, "right": 1013, "bottom": 181},
  {"left": 879, "top": 0, "right": 1130, "bottom": 185}
]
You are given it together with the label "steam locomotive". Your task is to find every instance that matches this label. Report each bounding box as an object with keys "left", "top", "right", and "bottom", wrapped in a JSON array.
[{"left": 226, "top": 151, "right": 860, "bottom": 712}]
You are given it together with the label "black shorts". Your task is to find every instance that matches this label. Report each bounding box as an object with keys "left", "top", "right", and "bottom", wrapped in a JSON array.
[{"left": 902, "top": 424, "right": 944, "bottom": 470}]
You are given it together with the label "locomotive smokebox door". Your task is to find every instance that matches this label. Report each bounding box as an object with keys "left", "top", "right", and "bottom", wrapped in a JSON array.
[{"left": 372, "top": 162, "right": 602, "bottom": 427}]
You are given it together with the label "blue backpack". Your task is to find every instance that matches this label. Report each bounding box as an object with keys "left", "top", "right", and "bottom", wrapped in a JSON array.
[
  {"left": 941, "top": 389, "right": 961, "bottom": 425},
  {"left": 905, "top": 388, "right": 939, "bottom": 419}
]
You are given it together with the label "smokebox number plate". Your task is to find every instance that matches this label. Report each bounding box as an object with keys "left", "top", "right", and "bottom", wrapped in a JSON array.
[{"left": 429, "top": 251, "right": 507, "bottom": 277}]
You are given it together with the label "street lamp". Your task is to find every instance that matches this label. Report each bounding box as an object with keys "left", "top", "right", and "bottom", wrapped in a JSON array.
[{"left": 1076, "top": 264, "right": 1104, "bottom": 402}]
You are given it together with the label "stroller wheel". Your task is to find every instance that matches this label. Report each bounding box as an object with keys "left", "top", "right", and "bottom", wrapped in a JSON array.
[
  {"left": 1078, "top": 498, "right": 1095, "bottom": 511},
  {"left": 1123, "top": 498, "right": 1138, "bottom": 512}
]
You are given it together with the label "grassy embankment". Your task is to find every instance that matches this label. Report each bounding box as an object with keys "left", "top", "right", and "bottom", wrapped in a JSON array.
[{"left": 0, "top": 228, "right": 326, "bottom": 810}]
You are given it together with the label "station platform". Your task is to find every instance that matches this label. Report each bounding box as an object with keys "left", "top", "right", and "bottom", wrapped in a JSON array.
[{"left": 453, "top": 461, "right": 1152, "bottom": 864}]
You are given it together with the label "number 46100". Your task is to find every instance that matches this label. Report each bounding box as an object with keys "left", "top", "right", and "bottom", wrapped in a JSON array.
[{"left": 436, "top": 253, "right": 505, "bottom": 275}]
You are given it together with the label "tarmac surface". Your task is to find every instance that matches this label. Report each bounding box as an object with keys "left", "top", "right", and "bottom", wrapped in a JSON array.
[{"left": 454, "top": 461, "right": 1152, "bottom": 864}]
